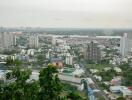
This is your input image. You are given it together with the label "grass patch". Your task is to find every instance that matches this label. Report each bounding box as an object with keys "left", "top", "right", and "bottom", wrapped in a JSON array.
[{"left": 86, "top": 64, "right": 112, "bottom": 71}]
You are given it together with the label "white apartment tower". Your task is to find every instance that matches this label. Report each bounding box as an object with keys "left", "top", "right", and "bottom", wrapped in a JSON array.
[
  {"left": 65, "top": 53, "right": 73, "bottom": 65},
  {"left": 127, "top": 33, "right": 132, "bottom": 53},
  {"left": 52, "top": 36, "right": 56, "bottom": 45},
  {"left": 29, "top": 34, "right": 39, "bottom": 48},
  {"left": 0, "top": 32, "right": 14, "bottom": 50},
  {"left": 120, "top": 33, "right": 128, "bottom": 57}
]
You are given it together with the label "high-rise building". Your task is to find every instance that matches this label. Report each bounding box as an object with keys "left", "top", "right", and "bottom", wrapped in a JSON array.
[
  {"left": 84, "top": 41, "right": 101, "bottom": 63},
  {"left": 29, "top": 34, "right": 39, "bottom": 48},
  {"left": 0, "top": 32, "right": 15, "bottom": 50},
  {"left": 120, "top": 33, "right": 128, "bottom": 57},
  {"left": 52, "top": 36, "right": 56, "bottom": 45},
  {"left": 65, "top": 53, "right": 73, "bottom": 65},
  {"left": 127, "top": 33, "right": 132, "bottom": 53}
]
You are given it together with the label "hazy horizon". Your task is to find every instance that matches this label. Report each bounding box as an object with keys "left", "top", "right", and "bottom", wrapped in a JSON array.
[{"left": 0, "top": 0, "right": 132, "bottom": 28}]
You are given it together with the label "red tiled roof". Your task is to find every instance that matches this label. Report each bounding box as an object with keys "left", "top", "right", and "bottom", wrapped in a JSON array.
[{"left": 128, "top": 86, "right": 132, "bottom": 91}]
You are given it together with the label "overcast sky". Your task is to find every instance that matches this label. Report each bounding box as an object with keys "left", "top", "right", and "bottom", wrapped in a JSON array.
[{"left": 0, "top": 0, "right": 132, "bottom": 28}]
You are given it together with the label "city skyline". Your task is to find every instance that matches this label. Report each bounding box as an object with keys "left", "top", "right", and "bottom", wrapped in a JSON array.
[{"left": 0, "top": 0, "right": 132, "bottom": 28}]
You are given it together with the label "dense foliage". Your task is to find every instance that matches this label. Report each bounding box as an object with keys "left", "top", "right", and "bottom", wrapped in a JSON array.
[
  {"left": 120, "top": 63, "right": 132, "bottom": 86},
  {"left": 0, "top": 64, "right": 85, "bottom": 100}
]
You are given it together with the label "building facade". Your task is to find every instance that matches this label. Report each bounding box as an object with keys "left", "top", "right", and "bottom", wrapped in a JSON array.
[
  {"left": 0, "top": 32, "right": 15, "bottom": 50},
  {"left": 120, "top": 33, "right": 128, "bottom": 57},
  {"left": 127, "top": 33, "right": 132, "bottom": 54},
  {"left": 84, "top": 41, "right": 101, "bottom": 63},
  {"left": 29, "top": 34, "right": 39, "bottom": 48},
  {"left": 65, "top": 54, "right": 73, "bottom": 65}
]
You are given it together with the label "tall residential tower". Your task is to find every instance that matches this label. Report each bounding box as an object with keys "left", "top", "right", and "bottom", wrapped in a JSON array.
[
  {"left": 84, "top": 41, "right": 101, "bottom": 63},
  {"left": 29, "top": 34, "right": 39, "bottom": 48},
  {"left": 120, "top": 33, "right": 128, "bottom": 57},
  {"left": 0, "top": 32, "right": 15, "bottom": 50}
]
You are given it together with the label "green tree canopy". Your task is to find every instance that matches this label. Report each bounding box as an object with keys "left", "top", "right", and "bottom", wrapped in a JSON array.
[{"left": 39, "top": 64, "right": 62, "bottom": 100}]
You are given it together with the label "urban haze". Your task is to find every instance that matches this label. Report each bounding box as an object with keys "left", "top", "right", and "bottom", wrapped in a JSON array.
[{"left": 0, "top": 0, "right": 132, "bottom": 100}]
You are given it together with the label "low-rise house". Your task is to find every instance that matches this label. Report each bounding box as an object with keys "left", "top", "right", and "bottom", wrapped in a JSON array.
[
  {"left": 20, "top": 49, "right": 26, "bottom": 55},
  {"left": 104, "top": 67, "right": 111, "bottom": 71},
  {"left": 128, "top": 86, "right": 132, "bottom": 91},
  {"left": 114, "top": 67, "right": 122, "bottom": 73},
  {"left": 121, "top": 89, "right": 132, "bottom": 98},
  {"left": 122, "top": 57, "right": 128, "bottom": 63},
  {"left": 103, "top": 81, "right": 111, "bottom": 86},
  {"left": 90, "top": 69, "right": 99, "bottom": 74},
  {"left": 93, "top": 75, "right": 102, "bottom": 81},
  {"left": 16, "top": 54, "right": 29, "bottom": 62},
  {"left": 110, "top": 86, "right": 132, "bottom": 98},
  {"left": 51, "top": 57, "right": 63, "bottom": 68},
  {"left": 27, "top": 70, "right": 39, "bottom": 82},
  {"left": 103, "top": 90, "right": 109, "bottom": 95},
  {"left": 72, "top": 68, "right": 84, "bottom": 77},
  {"left": 111, "top": 76, "right": 122, "bottom": 86},
  {"left": 0, "top": 54, "right": 8, "bottom": 60},
  {"left": 27, "top": 49, "right": 35, "bottom": 56},
  {"left": 110, "top": 86, "right": 126, "bottom": 93},
  {"left": 74, "top": 64, "right": 80, "bottom": 69},
  {"left": 108, "top": 93, "right": 119, "bottom": 100}
]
